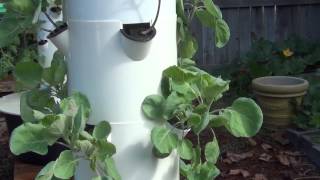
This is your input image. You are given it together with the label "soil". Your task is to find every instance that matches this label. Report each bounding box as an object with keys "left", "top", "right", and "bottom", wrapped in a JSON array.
[
  {"left": 0, "top": 117, "right": 13, "bottom": 180},
  {"left": 121, "top": 23, "right": 156, "bottom": 42},
  {"left": 187, "top": 127, "right": 320, "bottom": 180}
]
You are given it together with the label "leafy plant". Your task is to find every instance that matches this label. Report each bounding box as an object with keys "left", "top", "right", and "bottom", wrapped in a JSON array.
[
  {"left": 10, "top": 92, "right": 121, "bottom": 180},
  {"left": 0, "top": 0, "right": 62, "bottom": 80},
  {"left": 141, "top": 1, "right": 262, "bottom": 179},
  {"left": 176, "top": 0, "right": 230, "bottom": 60},
  {"left": 227, "top": 37, "right": 320, "bottom": 96},
  {"left": 142, "top": 65, "right": 263, "bottom": 179},
  {"left": 294, "top": 73, "right": 320, "bottom": 129}
]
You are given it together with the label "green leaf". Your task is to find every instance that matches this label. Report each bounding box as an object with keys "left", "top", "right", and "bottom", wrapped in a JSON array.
[
  {"left": 92, "top": 176, "right": 110, "bottom": 180},
  {"left": 196, "top": 9, "right": 215, "bottom": 28},
  {"left": 215, "top": 18, "right": 230, "bottom": 48},
  {"left": 204, "top": 138, "right": 220, "bottom": 163},
  {"left": 151, "top": 127, "right": 178, "bottom": 154},
  {"left": 35, "top": 161, "right": 56, "bottom": 180},
  {"left": 141, "top": 95, "right": 165, "bottom": 121},
  {"left": 0, "top": 13, "right": 33, "bottom": 47},
  {"left": 188, "top": 112, "right": 210, "bottom": 135},
  {"left": 152, "top": 146, "right": 170, "bottom": 159},
  {"left": 196, "top": 162, "right": 220, "bottom": 180},
  {"left": 93, "top": 121, "right": 111, "bottom": 139},
  {"left": 14, "top": 61, "right": 42, "bottom": 89},
  {"left": 60, "top": 92, "right": 91, "bottom": 118},
  {"left": 42, "top": 52, "right": 67, "bottom": 86},
  {"left": 54, "top": 150, "right": 78, "bottom": 179},
  {"left": 222, "top": 98, "right": 263, "bottom": 137},
  {"left": 76, "top": 140, "right": 94, "bottom": 156},
  {"left": 179, "top": 32, "right": 198, "bottom": 58},
  {"left": 10, "top": 123, "right": 58, "bottom": 155},
  {"left": 105, "top": 157, "right": 121, "bottom": 180},
  {"left": 203, "top": 0, "right": 222, "bottom": 18},
  {"left": 163, "top": 66, "right": 197, "bottom": 83},
  {"left": 177, "top": 139, "right": 193, "bottom": 160},
  {"left": 94, "top": 140, "right": 116, "bottom": 161},
  {"left": 20, "top": 92, "right": 37, "bottom": 123},
  {"left": 163, "top": 92, "right": 185, "bottom": 120},
  {"left": 176, "top": 0, "right": 187, "bottom": 23},
  {"left": 8, "top": 0, "right": 36, "bottom": 14}
]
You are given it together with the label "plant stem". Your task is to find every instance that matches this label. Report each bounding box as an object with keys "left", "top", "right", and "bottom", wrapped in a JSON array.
[{"left": 55, "top": 141, "right": 71, "bottom": 149}]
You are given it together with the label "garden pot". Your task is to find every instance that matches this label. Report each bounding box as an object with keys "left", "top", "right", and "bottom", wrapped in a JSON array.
[
  {"left": 252, "top": 76, "right": 309, "bottom": 128},
  {"left": 120, "top": 23, "right": 156, "bottom": 60},
  {"left": 0, "top": 93, "right": 66, "bottom": 166},
  {"left": 47, "top": 23, "right": 69, "bottom": 56}
]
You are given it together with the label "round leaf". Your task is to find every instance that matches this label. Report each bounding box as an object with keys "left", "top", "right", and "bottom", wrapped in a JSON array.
[
  {"left": 93, "top": 121, "right": 111, "bottom": 139},
  {"left": 151, "top": 127, "right": 178, "bottom": 154},
  {"left": 14, "top": 61, "right": 42, "bottom": 89},
  {"left": 204, "top": 138, "right": 220, "bottom": 163},
  {"left": 222, "top": 98, "right": 263, "bottom": 137},
  {"left": 177, "top": 139, "right": 193, "bottom": 160},
  {"left": 54, "top": 150, "right": 77, "bottom": 179},
  {"left": 142, "top": 95, "right": 165, "bottom": 121}
]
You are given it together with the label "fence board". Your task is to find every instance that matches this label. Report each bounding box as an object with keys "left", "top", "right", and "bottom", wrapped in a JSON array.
[
  {"left": 194, "top": 1, "right": 320, "bottom": 68},
  {"left": 215, "top": 0, "right": 320, "bottom": 8}
]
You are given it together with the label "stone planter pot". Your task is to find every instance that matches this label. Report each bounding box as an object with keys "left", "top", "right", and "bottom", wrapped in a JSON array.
[{"left": 252, "top": 76, "right": 309, "bottom": 128}]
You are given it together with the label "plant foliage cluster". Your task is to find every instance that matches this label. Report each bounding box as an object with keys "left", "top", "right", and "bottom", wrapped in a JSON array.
[
  {"left": 0, "top": 0, "right": 61, "bottom": 80},
  {"left": 226, "top": 37, "right": 320, "bottom": 96},
  {"left": 294, "top": 73, "right": 320, "bottom": 129},
  {"left": 140, "top": 1, "right": 263, "bottom": 179}
]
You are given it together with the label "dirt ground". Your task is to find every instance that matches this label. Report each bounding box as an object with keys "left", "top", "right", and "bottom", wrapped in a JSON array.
[{"left": 187, "top": 128, "right": 320, "bottom": 180}]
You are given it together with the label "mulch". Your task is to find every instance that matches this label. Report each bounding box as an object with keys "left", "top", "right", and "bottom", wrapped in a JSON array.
[{"left": 186, "top": 127, "right": 320, "bottom": 180}]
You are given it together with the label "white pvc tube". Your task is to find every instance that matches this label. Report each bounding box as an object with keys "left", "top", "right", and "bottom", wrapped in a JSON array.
[{"left": 64, "top": 0, "right": 178, "bottom": 179}]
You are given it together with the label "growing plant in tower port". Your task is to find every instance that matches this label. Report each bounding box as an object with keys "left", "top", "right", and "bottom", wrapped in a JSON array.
[{"left": 141, "top": 1, "right": 263, "bottom": 179}]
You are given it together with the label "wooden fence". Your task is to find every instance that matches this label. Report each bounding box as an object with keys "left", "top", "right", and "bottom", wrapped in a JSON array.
[{"left": 193, "top": 0, "right": 320, "bottom": 70}]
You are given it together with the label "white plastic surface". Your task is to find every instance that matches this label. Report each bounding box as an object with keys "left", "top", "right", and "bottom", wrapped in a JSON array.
[
  {"left": 66, "top": 0, "right": 175, "bottom": 24},
  {"left": 120, "top": 33, "right": 153, "bottom": 60},
  {"left": 0, "top": 93, "right": 21, "bottom": 116},
  {"left": 64, "top": 0, "right": 178, "bottom": 179},
  {"left": 37, "top": 9, "right": 62, "bottom": 68},
  {"left": 48, "top": 29, "right": 69, "bottom": 56}
]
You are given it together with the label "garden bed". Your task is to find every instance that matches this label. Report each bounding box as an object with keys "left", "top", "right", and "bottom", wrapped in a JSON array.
[
  {"left": 288, "top": 129, "right": 320, "bottom": 169},
  {"left": 188, "top": 128, "right": 320, "bottom": 180}
]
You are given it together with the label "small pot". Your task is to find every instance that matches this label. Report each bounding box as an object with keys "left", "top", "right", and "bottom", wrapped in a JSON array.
[
  {"left": 252, "top": 76, "right": 309, "bottom": 129},
  {"left": 120, "top": 23, "right": 156, "bottom": 60},
  {"left": 47, "top": 23, "right": 69, "bottom": 56},
  {"left": 0, "top": 93, "right": 66, "bottom": 165}
]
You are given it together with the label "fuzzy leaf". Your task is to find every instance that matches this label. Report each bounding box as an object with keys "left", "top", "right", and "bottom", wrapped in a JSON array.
[
  {"left": 222, "top": 98, "right": 263, "bottom": 137},
  {"left": 151, "top": 127, "right": 178, "bottom": 154},
  {"left": 54, "top": 150, "right": 77, "bottom": 179},
  {"left": 205, "top": 138, "right": 220, "bottom": 163},
  {"left": 105, "top": 158, "right": 121, "bottom": 180},
  {"left": 177, "top": 139, "right": 193, "bottom": 160},
  {"left": 93, "top": 121, "right": 111, "bottom": 139},
  {"left": 10, "top": 123, "right": 58, "bottom": 155},
  {"left": 142, "top": 95, "right": 165, "bottom": 121},
  {"left": 35, "top": 161, "right": 56, "bottom": 180}
]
